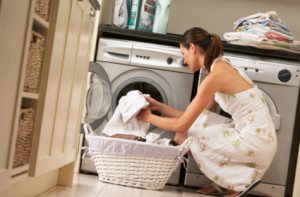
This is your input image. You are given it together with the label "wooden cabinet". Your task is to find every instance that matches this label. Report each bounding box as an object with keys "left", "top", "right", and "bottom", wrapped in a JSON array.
[
  {"left": 0, "top": 0, "right": 33, "bottom": 192},
  {"left": 0, "top": 0, "right": 99, "bottom": 195},
  {"left": 30, "top": 0, "right": 97, "bottom": 176}
]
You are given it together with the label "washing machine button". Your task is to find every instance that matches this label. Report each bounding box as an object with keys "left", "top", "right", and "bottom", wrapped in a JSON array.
[{"left": 167, "top": 57, "right": 173, "bottom": 64}]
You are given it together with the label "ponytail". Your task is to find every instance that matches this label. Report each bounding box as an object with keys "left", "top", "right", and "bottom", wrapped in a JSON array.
[{"left": 204, "top": 33, "right": 223, "bottom": 72}]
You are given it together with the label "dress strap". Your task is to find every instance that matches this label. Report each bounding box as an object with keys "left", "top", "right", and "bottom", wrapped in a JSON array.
[
  {"left": 211, "top": 56, "right": 232, "bottom": 71},
  {"left": 212, "top": 56, "right": 255, "bottom": 86}
]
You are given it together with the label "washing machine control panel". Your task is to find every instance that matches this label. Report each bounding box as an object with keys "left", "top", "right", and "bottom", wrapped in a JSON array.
[
  {"left": 131, "top": 45, "right": 192, "bottom": 73},
  {"left": 97, "top": 38, "right": 193, "bottom": 73},
  {"left": 224, "top": 54, "right": 300, "bottom": 87}
]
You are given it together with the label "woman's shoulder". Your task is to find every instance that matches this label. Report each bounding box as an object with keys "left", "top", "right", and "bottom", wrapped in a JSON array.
[
  {"left": 202, "top": 64, "right": 230, "bottom": 90},
  {"left": 211, "top": 57, "right": 232, "bottom": 73}
]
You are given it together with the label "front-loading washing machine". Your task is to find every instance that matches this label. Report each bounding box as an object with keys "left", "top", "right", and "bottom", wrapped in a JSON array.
[{"left": 80, "top": 38, "right": 194, "bottom": 185}]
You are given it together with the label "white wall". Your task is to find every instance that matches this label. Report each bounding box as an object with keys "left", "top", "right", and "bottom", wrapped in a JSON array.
[{"left": 167, "top": 0, "right": 300, "bottom": 40}]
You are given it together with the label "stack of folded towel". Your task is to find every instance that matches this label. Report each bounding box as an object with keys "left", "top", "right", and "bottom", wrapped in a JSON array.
[{"left": 224, "top": 11, "right": 300, "bottom": 53}]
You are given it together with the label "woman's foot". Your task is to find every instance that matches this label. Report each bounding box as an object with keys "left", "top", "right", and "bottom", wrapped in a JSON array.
[
  {"left": 196, "top": 183, "right": 229, "bottom": 195},
  {"left": 199, "top": 184, "right": 218, "bottom": 193},
  {"left": 226, "top": 179, "right": 261, "bottom": 197},
  {"left": 225, "top": 191, "right": 241, "bottom": 197}
]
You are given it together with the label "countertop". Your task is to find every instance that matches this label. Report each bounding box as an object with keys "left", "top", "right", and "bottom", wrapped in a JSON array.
[{"left": 98, "top": 24, "right": 300, "bottom": 62}]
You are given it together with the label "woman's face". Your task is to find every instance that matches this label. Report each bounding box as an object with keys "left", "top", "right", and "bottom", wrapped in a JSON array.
[{"left": 180, "top": 44, "right": 205, "bottom": 72}]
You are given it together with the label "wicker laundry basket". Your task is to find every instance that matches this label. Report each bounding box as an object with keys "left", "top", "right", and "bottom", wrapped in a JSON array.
[
  {"left": 34, "top": 0, "right": 50, "bottom": 21},
  {"left": 24, "top": 31, "right": 45, "bottom": 93},
  {"left": 83, "top": 124, "right": 193, "bottom": 190},
  {"left": 13, "top": 108, "right": 36, "bottom": 168}
]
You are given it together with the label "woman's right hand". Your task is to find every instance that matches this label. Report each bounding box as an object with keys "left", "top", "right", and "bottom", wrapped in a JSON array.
[{"left": 145, "top": 96, "right": 160, "bottom": 111}]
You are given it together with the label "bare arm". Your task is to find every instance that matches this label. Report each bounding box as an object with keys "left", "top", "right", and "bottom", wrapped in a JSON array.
[
  {"left": 145, "top": 93, "right": 215, "bottom": 118},
  {"left": 137, "top": 74, "right": 220, "bottom": 133},
  {"left": 155, "top": 102, "right": 184, "bottom": 118},
  {"left": 205, "top": 95, "right": 216, "bottom": 111},
  {"left": 144, "top": 96, "right": 183, "bottom": 118}
]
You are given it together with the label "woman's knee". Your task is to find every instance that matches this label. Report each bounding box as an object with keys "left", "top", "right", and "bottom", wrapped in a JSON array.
[{"left": 174, "top": 132, "right": 187, "bottom": 145}]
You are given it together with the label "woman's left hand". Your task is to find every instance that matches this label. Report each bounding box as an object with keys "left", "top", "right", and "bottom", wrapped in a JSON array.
[{"left": 137, "top": 107, "right": 152, "bottom": 122}]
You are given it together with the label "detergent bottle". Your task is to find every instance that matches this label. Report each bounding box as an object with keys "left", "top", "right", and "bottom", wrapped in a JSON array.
[
  {"left": 152, "top": 0, "right": 171, "bottom": 34},
  {"left": 136, "top": 0, "right": 157, "bottom": 32},
  {"left": 128, "top": 0, "right": 142, "bottom": 29}
]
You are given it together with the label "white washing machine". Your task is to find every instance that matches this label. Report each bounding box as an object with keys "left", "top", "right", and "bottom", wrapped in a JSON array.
[
  {"left": 80, "top": 38, "right": 194, "bottom": 185},
  {"left": 184, "top": 52, "right": 300, "bottom": 196}
]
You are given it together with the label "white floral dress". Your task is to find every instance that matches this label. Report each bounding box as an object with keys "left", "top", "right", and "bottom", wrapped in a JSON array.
[{"left": 188, "top": 58, "right": 278, "bottom": 192}]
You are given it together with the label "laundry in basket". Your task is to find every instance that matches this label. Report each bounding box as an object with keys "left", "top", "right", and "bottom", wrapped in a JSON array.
[
  {"left": 83, "top": 123, "right": 193, "bottom": 190},
  {"left": 102, "top": 90, "right": 150, "bottom": 138}
]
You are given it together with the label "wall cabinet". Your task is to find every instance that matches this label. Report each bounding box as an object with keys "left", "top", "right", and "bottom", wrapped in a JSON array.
[{"left": 0, "top": 0, "right": 99, "bottom": 195}]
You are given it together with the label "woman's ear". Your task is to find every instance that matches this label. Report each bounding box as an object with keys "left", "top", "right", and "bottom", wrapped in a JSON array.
[{"left": 189, "top": 43, "right": 196, "bottom": 54}]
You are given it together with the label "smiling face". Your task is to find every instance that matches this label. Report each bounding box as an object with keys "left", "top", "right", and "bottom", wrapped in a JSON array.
[{"left": 180, "top": 43, "right": 205, "bottom": 73}]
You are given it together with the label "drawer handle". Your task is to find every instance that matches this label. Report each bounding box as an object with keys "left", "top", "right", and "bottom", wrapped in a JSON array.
[{"left": 90, "top": 9, "right": 95, "bottom": 17}]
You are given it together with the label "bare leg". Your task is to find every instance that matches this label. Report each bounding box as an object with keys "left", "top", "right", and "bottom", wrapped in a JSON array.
[
  {"left": 174, "top": 132, "right": 193, "bottom": 155},
  {"left": 174, "top": 132, "right": 187, "bottom": 145}
]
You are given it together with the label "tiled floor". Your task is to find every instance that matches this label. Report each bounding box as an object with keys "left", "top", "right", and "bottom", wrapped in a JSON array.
[{"left": 38, "top": 173, "right": 212, "bottom": 197}]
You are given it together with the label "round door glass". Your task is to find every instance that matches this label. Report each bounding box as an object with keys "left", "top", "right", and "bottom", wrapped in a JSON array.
[
  {"left": 113, "top": 80, "right": 166, "bottom": 131},
  {"left": 85, "top": 73, "right": 111, "bottom": 122},
  {"left": 115, "top": 82, "right": 163, "bottom": 116}
]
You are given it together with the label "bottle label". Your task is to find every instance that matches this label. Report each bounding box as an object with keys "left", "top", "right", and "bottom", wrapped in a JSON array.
[
  {"left": 128, "top": 0, "right": 140, "bottom": 29},
  {"left": 137, "top": 0, "right": 157, "bottom": 32}
]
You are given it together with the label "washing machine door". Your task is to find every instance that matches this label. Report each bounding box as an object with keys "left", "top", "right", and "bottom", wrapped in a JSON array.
[
  {"left": 108, "top": 68, "right": 175, "bottom": 137},
  {"left": 111, "top": 77, "right": 167, "bottom": 133},
  {"left": 85, "top": 62, "right": 111, "bottom": 132},
  {"left": 112, "top": 77, "right": 167, "bottom": 111},
  {"left": 257, "top": 85, "right": 281, "bottom": 130}
]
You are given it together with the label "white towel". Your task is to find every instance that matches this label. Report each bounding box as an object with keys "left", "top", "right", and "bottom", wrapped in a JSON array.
[
  {"left": 145, "top": 133, "right": 171, "bottom": 146},
  {"left": 102, "top": 90, "right": 150, "bottom": 137}
]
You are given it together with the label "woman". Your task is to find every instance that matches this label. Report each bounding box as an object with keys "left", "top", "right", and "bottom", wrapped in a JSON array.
[{"left": 137, "top": 27, "right": 277, "bottom": 197}]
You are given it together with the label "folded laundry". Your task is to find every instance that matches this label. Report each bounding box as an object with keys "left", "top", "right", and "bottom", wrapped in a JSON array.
[
  {"left": 224, "top": 11, "right": 299, "bottom": 52},
  {"left": 102, "top": 90, "right": 150, "bottom": 137},
  {"left": 291, "top": 40, "right": 300, "bottom": 51},
  {"left": 233, "top": 11, "right": 281, "bottom": 30}
]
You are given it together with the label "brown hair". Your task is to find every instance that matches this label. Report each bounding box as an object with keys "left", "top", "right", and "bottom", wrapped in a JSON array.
[{"left": 179, "top": 27, "right": 224, "bottom": 72}]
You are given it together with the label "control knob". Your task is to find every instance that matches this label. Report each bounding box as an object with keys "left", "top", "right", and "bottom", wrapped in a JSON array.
[{"left": 278, "top": 69, "right": 291, "bottom": 82}]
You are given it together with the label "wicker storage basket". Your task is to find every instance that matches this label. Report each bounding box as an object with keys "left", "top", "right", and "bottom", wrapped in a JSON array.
[
  {"left": 13, "top": 108, "right": 36, "bottom": 168},
  {"left": 83, "top": 124, "right": 192, "bottom": 190},
  {"left": 34, "top": 0, "right": 50, "bottom": 21},
  {"left": 24, "top": 31, "right": 45, "bottom": 93}
]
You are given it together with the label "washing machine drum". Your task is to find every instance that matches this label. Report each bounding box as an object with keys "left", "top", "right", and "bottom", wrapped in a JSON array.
[
  {"left": 85, "top": 73, "right": 111, "bottom": 124},
  {"left": 113, "top": 81, "right": 164, "bottom": 111}
]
